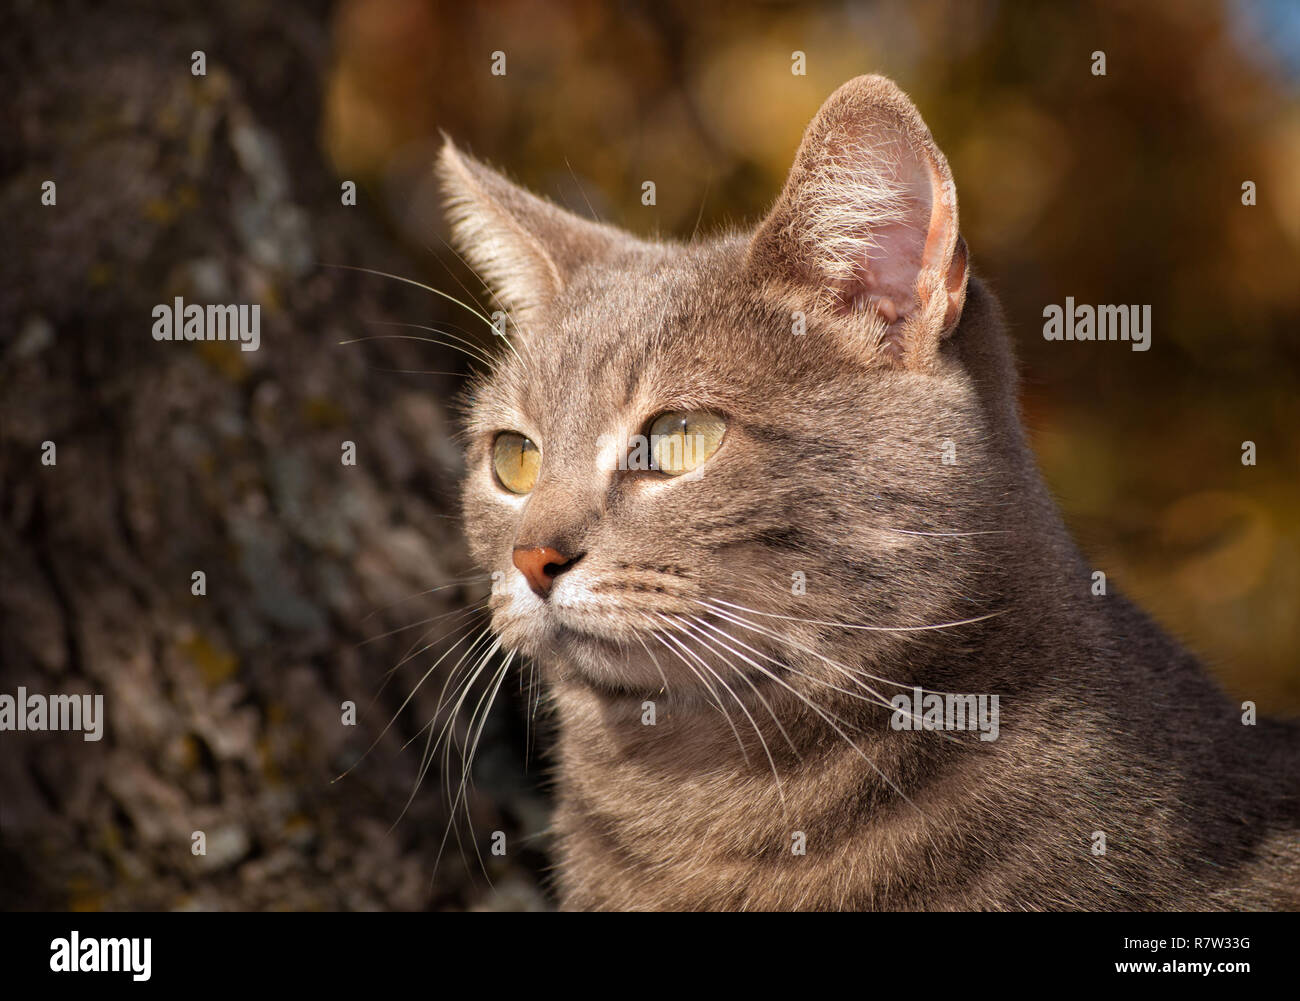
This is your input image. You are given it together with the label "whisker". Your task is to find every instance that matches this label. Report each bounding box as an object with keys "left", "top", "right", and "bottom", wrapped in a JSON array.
[
  {"left": 677, "top": 612, "right": 930, "bottom": 813},
  {"left": 686, "top": 612, "right": 951, "bottom": 740},
  {"left": 425, "top": 235, "right": 498, "bottom": 326},
  {"left": 355, "top": 317, "right": 502, "bottom": 363},
  {"left": 699, "top": 598, "right": 921, "bottom": 692},
  {"left": 419, "top": 632, "right": 501, "bottom": 871},
  {"left": 682, "top": 612, "right": 891, "bottom": 715},
  {"left": 367, "top": 604, "right": 490, "bottom": 713},
  {"left": 564, "top": 157, "right": 603, "bottom": 223},
  {"left": 428, "top": 233, "right": 536, "bottom": 371},
  {"left": 337, "top": 617, "right": 490, "bottom": 783},
  {"left": 390, "top": 604, "right": 490, "bottom": 675},
  {"left": 632, "top": 629, "right": 672, "bottom": 696},
  {"left": 689, "top": 178, "right": 711, "bottom": 242},
  {"left": 356, "top": 366, "right": 470, "bottom": 378},
  {"left": 656, "top": 613, "right": 788, "bottom": 805},
  {"left": 448, "top": 650, "right": 515, "bottom": 883},
  {"left": 325, "top": 263, "right": 494, "bottom": 332},
  {"left": 397, "top": 623, "right": 496, "bottom": 760},
  {"left": 429, "top": 636, "right": 508, "bottom": 879},
  {"left": 354, "top": 599, "right": 486, "bottom": 649},
  {"left": 704, "top": 596, "right": 1008, "bottom": 635},
  {"left": 325, "top": 261, "right": 530, "bottom": 371},
  {"left": 340, "top": 329, "right": 496, "bottom": 371},
  {"left": 691, "top": 605, "right": 902, "bottom": 709},
  {"left": 358, "top": 574, "right": 488, "bottom": 622},
  {"left": 697, "top": 598, "right": 985, "bottom": 708},
  {"left": 521, "top": 654, "right": 541, "bottom": 769},
  {"left": 644, "top": 622, "right": 752, "bottom": 768},
  {"left": 875, "top": 527, "right": 1010, "bottom": 537}
]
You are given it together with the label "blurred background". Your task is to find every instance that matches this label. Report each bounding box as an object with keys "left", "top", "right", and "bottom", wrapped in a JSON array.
[{"left": 2, "top": 0, "right": 1297, "bottom": 910}]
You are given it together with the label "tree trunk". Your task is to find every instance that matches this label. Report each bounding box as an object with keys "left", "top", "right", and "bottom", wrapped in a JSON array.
[{"left": 0, "top": 0, "right": 548, "bottom": 911}]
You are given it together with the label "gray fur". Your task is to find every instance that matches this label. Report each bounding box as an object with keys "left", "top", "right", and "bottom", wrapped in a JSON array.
[{"left": 441, "top": 75, "right": 1300, "bottom": 910}]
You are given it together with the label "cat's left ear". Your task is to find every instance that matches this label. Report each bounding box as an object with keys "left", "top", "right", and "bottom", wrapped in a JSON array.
[
  {"left": 437, "top": 139, "right": 627, "bottom": 331},
  {"left": 746, "top": 75, "right": 969, "bottom": 371}
]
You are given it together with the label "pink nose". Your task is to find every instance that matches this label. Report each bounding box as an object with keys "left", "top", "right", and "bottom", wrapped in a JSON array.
[{"left": 512, "top": 546, "right": 580, "bottom": 597}]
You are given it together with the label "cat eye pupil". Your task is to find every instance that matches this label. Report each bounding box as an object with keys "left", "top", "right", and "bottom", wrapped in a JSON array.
[
  {"left": 491, "top": 412, "right": 725, "bottom": 492},
  {"left": 648, "top": 410, "right": 726, "bottom": 476},
  {"left": 492, "top": 432, "right": 540, "bottom": 494}
]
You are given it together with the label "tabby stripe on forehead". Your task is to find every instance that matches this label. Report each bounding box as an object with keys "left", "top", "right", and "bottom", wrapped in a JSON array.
[{"left": 743, "top": 423, "right": 807, "bottom": 450}]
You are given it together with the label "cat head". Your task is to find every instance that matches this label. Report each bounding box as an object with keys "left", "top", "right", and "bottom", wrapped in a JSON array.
[{"left": 443, "top": 75, "right": 1011, "bottom": 698}]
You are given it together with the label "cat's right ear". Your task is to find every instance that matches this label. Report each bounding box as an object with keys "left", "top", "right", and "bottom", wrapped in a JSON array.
[
  {"left": 746, "top": 76, "right": 969, "bottom": 372},
  {"left": 437, "top": 139, "right": 626, "bottom": 331}
]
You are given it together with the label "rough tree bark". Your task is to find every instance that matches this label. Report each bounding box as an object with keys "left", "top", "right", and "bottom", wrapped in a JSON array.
[{"left": 0, "top": 0, "right": 549, "bottom": 911}]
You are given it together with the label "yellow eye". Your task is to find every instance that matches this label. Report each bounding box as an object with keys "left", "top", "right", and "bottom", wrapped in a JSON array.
[
  {"left": 649, "top": 411, "right": 726, "bottom": 476},
  {"left": 492, "top": 432, "right": 540, "bottom": 494}
]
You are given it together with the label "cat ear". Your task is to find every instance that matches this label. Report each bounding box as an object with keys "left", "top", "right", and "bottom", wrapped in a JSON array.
[
  {"left": 436, "top": 139, "right": 625, "bottom": 330},
  {"left": 746, "top": 75, "right": 969, "bottom": 370}
]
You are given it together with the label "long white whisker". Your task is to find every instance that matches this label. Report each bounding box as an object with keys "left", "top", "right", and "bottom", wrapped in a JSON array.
[
  {"left": 632, "top": 628, "right": 672, "bottom": 695},
  {"left": 355, "top": 598, "right": 487, "bottom": 649},
  {"left": 449, "top": 650, "right": 515, "bottom": 882},
  {"left": 336, "top": 616, "right": 491, "bottom": 783},
  {"left": 705, "top": 596, "right": 1008, "bottom": 635},
  {"left": 686, "top": 613, "right": 952, "bottom": 741},
  {"left": 430, "top": 635, "right": 504, "bottom": 878},
  {"left": 339, "top": 331, "right": 496, "bottom": 371},
  {"left": 696, "top": 598, "right": 975, "bottom": 698},
  {"left": 875, "top": 527, "right": 1010, "bottom": 537},
  {"left": 356, "top": 316, "right": 503, "bottom": 361},
  {"left": 389, "top": 626, "right": 497, "bottom": 822},
  {"left": 657, "top": 613, "right": 788, "bottom": 806},
  {"left": 645, "top": 623, "right": 752, "bottom": 767},
  {"left": 685, "top": 613, "right": 888, "bottom": 710},
  {"left": 427, "top": 233, "right": 536, "bottom": 370},
  {"left": 667, "top": 614, "right": 804, "bottom": 756},
  {"left": 326, "top": 261, "right": 530, "bottom": 369},
  {"left": 367, "top": 606, "right": 489, "bottom": 713},
  {"left": 679, "top": 612, "right": 926, "bottom": 815},
  {"left": 358, "top": 574, "right": 488, "bottom": 622}
]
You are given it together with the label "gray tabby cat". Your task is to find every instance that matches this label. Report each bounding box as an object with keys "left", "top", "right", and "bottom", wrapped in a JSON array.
[{"left": 437, "top": 75, "right": 1299, "bottom": 910}]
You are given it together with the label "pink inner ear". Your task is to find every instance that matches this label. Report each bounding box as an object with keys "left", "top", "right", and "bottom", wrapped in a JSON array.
[{"left": 846, "top": 148, "right": 936, "bottom": 321}]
